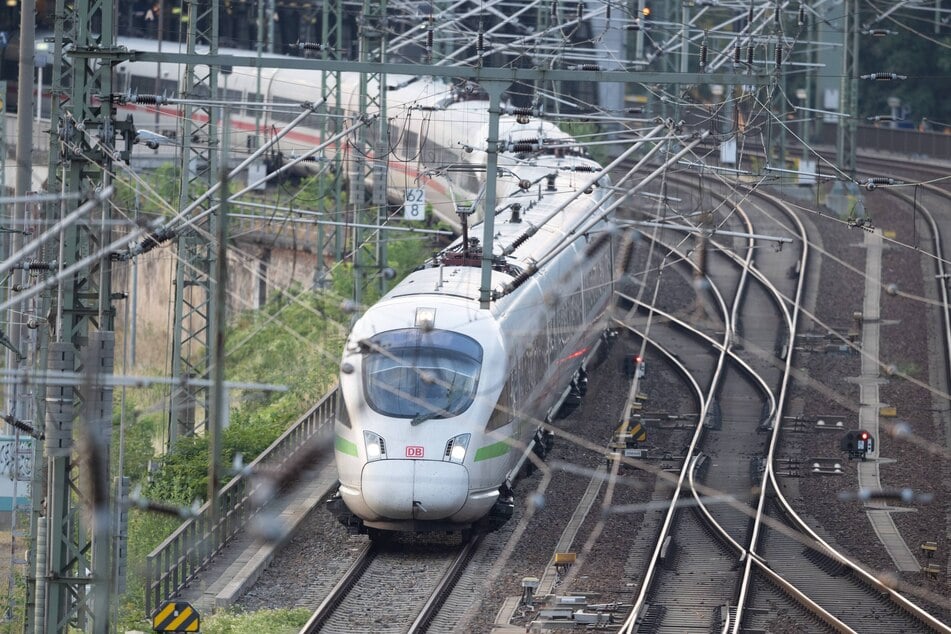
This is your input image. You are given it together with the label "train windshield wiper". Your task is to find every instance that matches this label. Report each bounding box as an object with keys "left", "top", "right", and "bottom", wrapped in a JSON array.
[{"left": 411, "top": 410, "right": 440, "bottom": 426}]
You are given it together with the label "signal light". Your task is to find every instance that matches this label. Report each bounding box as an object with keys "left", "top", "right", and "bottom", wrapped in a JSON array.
[
  {"left": 628, "top": 7, "right": 650, "bottom": 31},
  {"left": 840, "top": 429, "right": 874, "bottom": 460},
  {"left": 634, "top": 355, "right": 642, "bottom": 364}
]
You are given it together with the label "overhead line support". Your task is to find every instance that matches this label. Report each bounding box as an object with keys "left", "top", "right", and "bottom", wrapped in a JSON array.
[
  {"left": 169, "top": 0, "right": 221, "bottom": 447},
  {"left": 31, "top": 0, "right": 124, "bottom": 631}
]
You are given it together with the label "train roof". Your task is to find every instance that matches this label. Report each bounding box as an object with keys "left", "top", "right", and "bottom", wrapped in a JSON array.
[
  {"left": 385, "top": 153, "right": 611, "bottom": 306},
  {"left": 493, "top": 155, "right": 610, "bottom": 263},
  {"left": 115, "top": 40, "right": 453, "bottom": 113},
  {"left": 388, "top": 265, "right": 511, "bottom": 303},
  {"left": 117, "top": 36, "right": 292, "bottom": 60}
]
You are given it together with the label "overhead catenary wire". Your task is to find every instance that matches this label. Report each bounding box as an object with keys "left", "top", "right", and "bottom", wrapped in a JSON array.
[
  {"left": 496, "top": 131, "right": 709, "bottom": 299},
  {"left": 22, "top": 0, "right": 944, "bottom": 552},
  {"left": 5, "top": 4, "right": 944, "bottom": 628},
  {"left": 0, "top": 187, "right": 114, "bottom": 279},
  {"left": 160, "top": 98, "right": 331, "bottom": 232}
]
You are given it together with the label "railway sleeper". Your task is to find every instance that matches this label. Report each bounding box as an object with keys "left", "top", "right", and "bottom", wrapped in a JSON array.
[
  {"left": 801, "top": 547, "right": 848, "bottom": 577},
  {"left": 634, "top": 602, "right": 666, "bottom": 632},
  {"left": 704, "top": 400, "right": 722, "bottom": 430}
]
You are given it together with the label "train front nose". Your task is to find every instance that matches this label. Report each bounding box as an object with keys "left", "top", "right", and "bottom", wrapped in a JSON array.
[{"left": 362, "top": 460, "right": 469, "bottom": 520}]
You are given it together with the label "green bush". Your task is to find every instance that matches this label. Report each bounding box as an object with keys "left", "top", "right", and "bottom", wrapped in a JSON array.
[{"left": 112, "top": 406, "right": 163, "bottom": 486}]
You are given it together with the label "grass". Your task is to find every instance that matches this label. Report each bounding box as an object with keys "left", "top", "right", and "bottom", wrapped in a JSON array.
[{"left": 199, "top": 608, "right": 312, "bottom": 633}]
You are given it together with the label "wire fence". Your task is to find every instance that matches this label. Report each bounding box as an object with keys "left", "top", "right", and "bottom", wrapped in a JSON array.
[{"left": 144, "top": 386, "right": 338, "bottom": 617}]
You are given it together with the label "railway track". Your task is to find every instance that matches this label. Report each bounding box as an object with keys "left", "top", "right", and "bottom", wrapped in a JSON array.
[
  {"left": 615, "top": 178, "right": 796, "bottom": 631},
  {"left": 512, "top": 167, "right": 951, "bottom": 631},
  {"left": 300, "top": 534, "right": 481, "bottom": 633},
  {"left": 607, "top": 172, "right": 947, "bottom": 632},
  {"left": 468, "top": 156, "right": 949, "bottom": 631}
]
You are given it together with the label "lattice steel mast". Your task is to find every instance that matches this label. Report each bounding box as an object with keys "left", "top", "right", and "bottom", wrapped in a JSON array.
[
  {"left": 316, "top": 0, "right": 346, "bottom": 288},
  {"left": 350, "top": 0, "right": 389, "bottom": 308},
  {"left": 836, "top": 0, "right": 860, "bottom": 180},
  {"left": 30, "top": 0, "right": 130, "bottom": 630},
  {"left": 168, "top": 1, "right": 220, "bottom": 445}
]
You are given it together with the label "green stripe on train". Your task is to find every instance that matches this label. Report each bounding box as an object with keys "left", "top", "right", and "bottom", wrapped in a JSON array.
[
  {"left": 474, "top": 440, "right": 511, "bottom": 461},
  {"left": 335, "top": 435, "right": 359, "bottom": 457}
]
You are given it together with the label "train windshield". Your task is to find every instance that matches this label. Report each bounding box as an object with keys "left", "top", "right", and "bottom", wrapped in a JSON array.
[{"left": 362, "top": 328, "right": 483, "bottom": 421}]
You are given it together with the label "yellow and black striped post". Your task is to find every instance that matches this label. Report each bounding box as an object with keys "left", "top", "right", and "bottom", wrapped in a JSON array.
[
  {"left": 152, "top": 601, "right": 201, "bottom": 632},
  {"left": 614, "top": 417, "right": 648, "bottom": 444},
  {"left": 626, "top": 419, "right": 647, "bottom": 443}
]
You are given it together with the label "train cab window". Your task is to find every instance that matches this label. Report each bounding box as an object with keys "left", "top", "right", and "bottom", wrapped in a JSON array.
[
  {"left": 246, "top": 92, "right": 262, "bottom": 117},
  {"left": 362, "top": 328, "right": 483, "bottom": 421}
]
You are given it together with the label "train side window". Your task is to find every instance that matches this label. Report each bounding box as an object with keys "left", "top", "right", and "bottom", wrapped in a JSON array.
[
  {"left": 403, "top": 129, "right": 419, "bottom": 159},
  {"left": 224, "top": 87, "right": 242, "bottom": 105},
  {"left": 271, "top": 96, "right": 299, "bottom": 124},
  {"left": 486, "top": 381, "right": 513, "bottom": 431},
  {"left": 336, "top": 397, "right": 352, "bottom": 428},
  {"left": 246, "top": 92, "right": 262, "bottom": 117}
]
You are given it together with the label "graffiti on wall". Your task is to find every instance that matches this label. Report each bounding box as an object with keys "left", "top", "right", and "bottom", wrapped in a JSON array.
[{"left": 0, "top": 436, "right": 33, "bottom": 511}]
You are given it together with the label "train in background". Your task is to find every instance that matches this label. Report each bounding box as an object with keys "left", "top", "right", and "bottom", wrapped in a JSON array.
[
  {"left": 101, "top": 38, "right": 575, "bottom": 231},
  {"left": 327, "top": 89, "right": 618, "bottom": 536},
  {"left": 8, "top": 36, "right": 570, "bottom": 229}
]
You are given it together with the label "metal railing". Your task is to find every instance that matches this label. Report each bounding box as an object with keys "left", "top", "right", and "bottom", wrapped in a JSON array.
[
  {"left": 145, "top": 386, "right": 339, "bottom": 616},
  {"left": 816, "top": 123, "right": 951, "bottom": 160}
]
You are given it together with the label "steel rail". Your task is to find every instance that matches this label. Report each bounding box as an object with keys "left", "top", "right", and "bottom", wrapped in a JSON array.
[
  {"left": 669, "top": 169, "right": 890, "bottom": 629},
  {"left": 683, "top": 200, "right": 765, "bottom": 553},
  {"left": 299, "top": 541, "right": 376, "bottom": 634},
  {"left": 618, "top": 227, "right": 736, "bottom": 631},
  {"left": 705, "top": 189, "right": 807, "bottom": 630},
  {"left": 749, "top": 557, "right": 856, "bottom": 633},
  {"left": 682, "top": 200, "right": 779, "bottom": 563},
  {"left": 786, "top": 181, "right": 951, "bottom": 628},
  {"left": 657, "top": 186, "right": 865, "bottom": 632},
  {"left": 408, "top": 534, "right": 484, "bottom": 633},
  {"left": 630, "top": 177, "right": 867, "bottom": 631},
  {"left": 686, "top": 179, "right": 949, "bottom": 630}
]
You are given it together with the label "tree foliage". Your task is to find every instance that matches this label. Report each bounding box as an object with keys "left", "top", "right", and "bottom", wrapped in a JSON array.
[{"left": 859, "top": 28, "right": 951, "bottom": 125}]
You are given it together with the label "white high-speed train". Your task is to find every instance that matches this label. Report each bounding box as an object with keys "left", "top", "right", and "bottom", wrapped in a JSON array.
[
  {"left": 112, "top": 38, "right": 580, "bottom": 230},
  {"left": 328, "top": 95, "right": 618, "bottom": 535}
]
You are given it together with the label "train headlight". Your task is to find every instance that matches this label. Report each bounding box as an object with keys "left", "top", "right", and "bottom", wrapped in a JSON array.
[
  {"left": 364, "top": 431, "right": 387, "bottom": 461},
  {"left": 446, "top": 433, "right": 470, "bottom": 464}
]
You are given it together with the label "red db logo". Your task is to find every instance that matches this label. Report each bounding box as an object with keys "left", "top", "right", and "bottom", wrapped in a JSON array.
[{"left": 405, "top": 446, "right": 424, "bottom": 458}]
